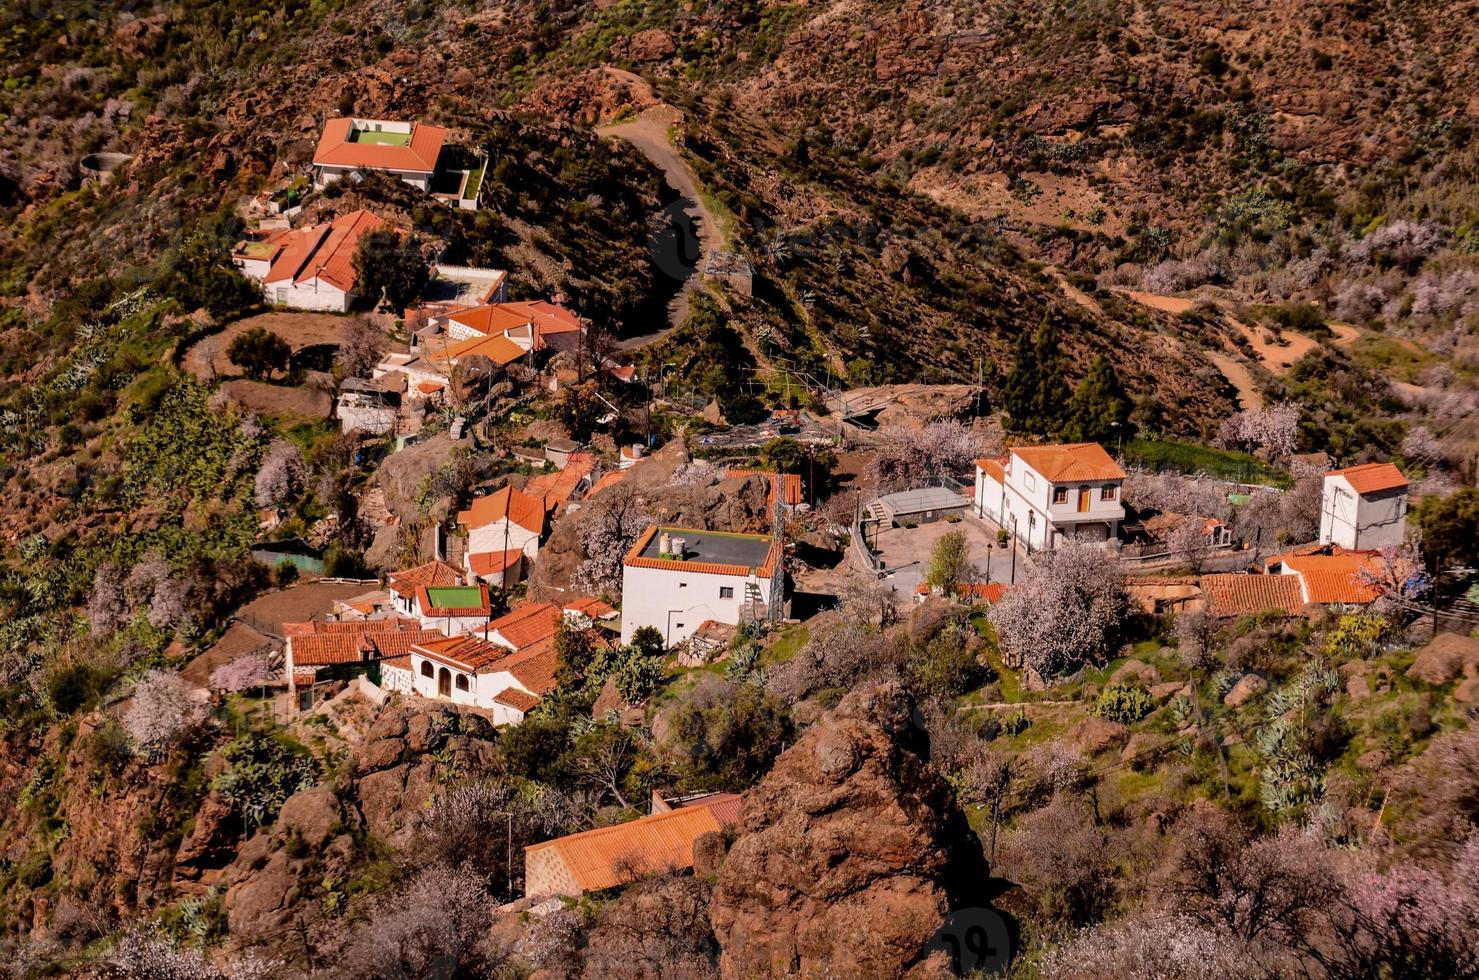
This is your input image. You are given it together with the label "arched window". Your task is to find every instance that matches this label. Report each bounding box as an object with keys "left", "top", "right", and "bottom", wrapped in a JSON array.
[
  {"left": 419, "top": 660, "right": 434, "bottom": 678},
  {"left": 455, "top": 674, "right": 469, "bottom": 692}
]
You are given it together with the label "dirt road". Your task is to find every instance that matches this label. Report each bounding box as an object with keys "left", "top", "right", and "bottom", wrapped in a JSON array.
[{"left": 598, "top": 106, "right": 723, "bottom": 349}]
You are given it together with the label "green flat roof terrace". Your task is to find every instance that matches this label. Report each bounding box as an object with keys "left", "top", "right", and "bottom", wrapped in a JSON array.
[
  {"left": 237, "top": 241, "right": 277, "bottom": 259},
  {"left": 641, "top": 527, "right": 772, "bottom": 567},
  {"left": 425, "top": 586, "right": 485, "bottom": 609},
  {"left": 347, "top": 129, "right": 412, "bottom": 146}
]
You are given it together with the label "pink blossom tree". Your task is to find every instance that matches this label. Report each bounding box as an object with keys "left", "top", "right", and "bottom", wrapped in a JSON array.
[
  {"left": 253, "top": 439, "right": 306, "bottom": 510},
  {"left": 208, "top": 652, "right": 274, "bottom": 693},
  {"left": 1215, "top": 402, "right": 1300, "bottom": 460},
  {"left": 988, "top": 543, "right": 1129, "bottom": 680},
  {"left": 122, "top": 670, "right": 208, "bottom": 758},
  {"left": 572, "top": 488, "right": 650, "bottom": 600},
  {"left": 870, "top": 421, "right": 990, "bottom": 494}
]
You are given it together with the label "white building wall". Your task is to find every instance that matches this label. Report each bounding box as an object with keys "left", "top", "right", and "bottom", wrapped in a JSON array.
[
  {"left": 414, "top": 611, "right": 488, "bottom": 636},
  {"left": 380, "top": 663, "right": 413, "bottom": 695},
  {"left": 619, "top": 564, "right": 778, "bottom": 646},
  {"left": 467, "top": 521, "right": 541, "bottom": 563},
  {"left": 1319, "top": 476, "right": 1407, "bottom": 550},
  {"left": 406, "top": 652, "right": 535, "bottom": 723},
  {"left": 262, "top": 277, "right": 351, "bottom": 313},
  {"left": 315, "top": 165, "right": 432, "bottom": 191},
  {"left": 978, "top": 459, "right": 1123, "bottom": 551}
]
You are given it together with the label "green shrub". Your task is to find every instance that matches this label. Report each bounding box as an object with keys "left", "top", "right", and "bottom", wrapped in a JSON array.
[
  {"left": 1091, "top": 684, "right": 1155, "bottom": 724},
  {"left": 211, "top": 734, "right": 320, "bottom": 831}
]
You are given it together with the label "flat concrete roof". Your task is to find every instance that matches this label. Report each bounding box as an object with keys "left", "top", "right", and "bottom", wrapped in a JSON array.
[
  {"left": 877, "top": 487, "right": 970, "bottom": 516},
  {"left": 641, "top": 527, "right": 772, "bottom": 567}
]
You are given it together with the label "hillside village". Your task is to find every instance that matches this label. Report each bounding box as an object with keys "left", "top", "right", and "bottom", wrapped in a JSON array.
[{"left": 0, "top": 4, "right": 1478, "bottom": 977}]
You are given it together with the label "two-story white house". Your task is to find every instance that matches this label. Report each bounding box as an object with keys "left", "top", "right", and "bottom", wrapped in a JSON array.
[
  {"left": 620, "top": 526, "right": 784, "bottom": 647},
  {"left": 458, "top": 485, "right": 547, "bottom": 587},
  {"left": 1319, "top": 463, "right": 1408, "bottom": 550},
  {"left": 974, "top": 443, "right": 1126, "bottom": 552}
]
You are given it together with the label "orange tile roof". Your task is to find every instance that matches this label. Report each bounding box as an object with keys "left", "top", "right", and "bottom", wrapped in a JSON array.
[
  {"left": 493, "top": 688, "right": 540, "bottom": 712},
  {"left": 413, "top": 633, "right": 516, "bottom": 672},
  {"left": 446, "top": 332, "right": 527, "bottom": 366},
  {"left": 507, "top": 646, "right": 559, "bottom": 694},
  {"left": 1011, "top": 442, "right": 1125, "bottom": 483},
  {"left": 1328, "top": 462, "right": 1408, "bottom": 495},
  {"left": 313, "top": 118, "right": 445, "bottom": 173},
  {"left": 458, "top": 485, "right": 547, "bottom": 534},
  {"left": 502, "top": 301, "right": 581, "bottom": 347},
  {"left": 445, "top": 303, "right": 536, "bottom": 337},
  {"left": 623, "top": 525, "right": 780, "bottom": 579},
  {"left": 564, "top": 596, "right": 616, "bottom": 620},
  {"left": 1273, "top": 553, "right": 1385, "bottom": 605},
  {"left": 524, "top": 794, "right": 741, "bottom": 893},
  {"left": 1288, "top": 560, "right": 1384, "bottom": 604},
  {"left": 975, "top": 457, "right": 1007, "bottom": 484},
  {"left": 290, "top": 623, "right": 447, "bottom": 667},
  {"left": 527, "top": 453, "right": 596, "bottom": 508},
  {"left": 959, "top": 582, "right": 1007, "bottom": 604},
  {"left": 726, "top": 469, "right": 804, "bottom": 506},
  {"left": 387, "top": 559, "right": 464, "bottom": 599},
  {"left": 585, "top": 470, "right": 626, "bottom": 499},
  {"left": 467, "top": 548, "right": 525, "bottom": 576},
  {"left": 489, "top": 602, "right": 563, "bottom": 651},
  {"left": 263, "top": 210, "right": 387, "bottom": 293},
  {"left": 1200, "top": 574, "right": 1306, "bottom": 617},
  {"left": 283, "top": 618, "right": 420, "bottom": 636}
]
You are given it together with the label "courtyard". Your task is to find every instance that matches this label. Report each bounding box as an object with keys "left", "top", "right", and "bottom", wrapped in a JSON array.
[{"left": 869, "top": 513, "right": 1026, "bottom": 599}]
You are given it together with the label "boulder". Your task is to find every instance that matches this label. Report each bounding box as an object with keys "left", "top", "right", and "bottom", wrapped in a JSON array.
[
  {"left": 709, "top": 683, "right": 992, "bottom": 979},
  {"left": 1346, "top": 674, "right": 1371, "bottom": 702},
  {"left": 1122, "top": 731, "right": 1158, "bottom": 767},
  {"left": 1110, "top": 659, "right": 1160, "bottom": 687},
  {"left": 1355, "top": 749, "right": 1388, "bottom": 770},
  {"left": 1456, "top": 677, "right": 1479, "bottom": 705},
  {"left": 277, "top": 785, "right": 340, "bottom": 849},
  {"left": 622, "top": 28, "right": 676, "bottom": 62},
  {"left": 1407, "top": 633, "right": 1479, "bottom": 685},
  {"left": 1070, "top": 717, "right": 1128, "bottom": 755},
  {"left": 692, "top": 831, "right": 728, "bottom": 878},
  {"left": 1224, "top": 673, "right": 1267, "bottom": 707}
]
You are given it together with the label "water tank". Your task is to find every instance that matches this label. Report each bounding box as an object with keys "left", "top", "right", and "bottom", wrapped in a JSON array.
[
  {"left": 659, "top": 532, "right": 672, "bottom": 555},
  {"left": 670, "top": 537, "right": 686, "bottom": 558}
]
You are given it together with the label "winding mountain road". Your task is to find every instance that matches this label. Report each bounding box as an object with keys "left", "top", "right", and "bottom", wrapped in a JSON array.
[{"left": 598, "top": 105, "right": 723, "bottom": 350}]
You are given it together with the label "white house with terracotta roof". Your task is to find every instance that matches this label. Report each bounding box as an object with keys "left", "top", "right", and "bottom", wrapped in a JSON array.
[
  {"left": 974, "top": 442, "right": 1126, "bottom": 551},
  {"left": 312, "top": 118, "right": 446, "bottom": 191},
  {"left": 619, "top": 526, "right": 784, "bottom": 647},
  {"left": 401, "top": 633, "right": 557, "bottom": 724},
  {"left": 283, "top": 618, "right": 447, "bottom": 711},
  {"left": 1319, "top": 463, "right": 1408, "bottom": 551},
  {"left": 232, "top": 209, "right": 386, "bottom": 312},
  {"left": 459, "top": 485, "right": 548, "bottom": 587}
]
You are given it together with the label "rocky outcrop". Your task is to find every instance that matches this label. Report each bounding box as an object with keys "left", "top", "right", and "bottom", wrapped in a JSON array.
[
  {"left": 220, "top": 703, "right": 499, "bottom": 938},
  {"left": 708, "top": 683, "right": 991, "bottom": 979}
]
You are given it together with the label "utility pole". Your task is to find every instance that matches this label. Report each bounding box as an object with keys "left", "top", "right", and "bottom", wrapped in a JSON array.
[{"left": 768, "top": 473, "right": 786, "bottom": 625}]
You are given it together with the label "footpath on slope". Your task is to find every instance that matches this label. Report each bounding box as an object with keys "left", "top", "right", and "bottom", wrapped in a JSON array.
[{"left": 598, "top": 105, "right": 724, "bottom": 350}]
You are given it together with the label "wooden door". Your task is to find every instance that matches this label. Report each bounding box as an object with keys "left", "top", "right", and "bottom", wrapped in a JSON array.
[{"left": 1078, "top": 488, "right": 1090, "bottom": 512}]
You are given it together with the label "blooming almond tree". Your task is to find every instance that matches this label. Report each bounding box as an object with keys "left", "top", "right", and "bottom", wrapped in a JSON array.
[
  {"left": 122, "top": 670, "right": 208, "bottom": 758},
  {"left": 1215, "top": 402, "right": 1300, "bottom": 460},
  {"left": 988, "top": 543, "right": 1129, "bottom": 681},
  {"left": 571, "top": 487, "right": 650, "bottom": 600},
  {"left": 253, "top": 438, "right": 306, "bottom": 510}
]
